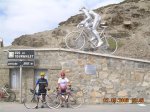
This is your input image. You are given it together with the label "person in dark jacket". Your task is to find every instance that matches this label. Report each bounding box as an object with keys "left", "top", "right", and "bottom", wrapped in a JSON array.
[{"left": 35, "top": 72, "right": 48, "bottom": 108}]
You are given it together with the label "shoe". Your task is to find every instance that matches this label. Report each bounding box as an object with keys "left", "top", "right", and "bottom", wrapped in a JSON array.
[
  {"left": 35, "top": 106, "right": 38, "bottom": 109},
  {"left": 90, "top": 37, "right": 96, "bottom": 41},
  {"left": 96, "top": 41, "right": 103, "bottom": 47},
  {"left": 61, "top": 104, "right": 64, "bottom": 107},
  {"left": 41, "top": 105, "right": 44, "bottom": 108}
]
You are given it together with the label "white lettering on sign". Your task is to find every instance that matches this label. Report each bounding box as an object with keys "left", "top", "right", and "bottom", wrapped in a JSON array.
[
  {"left": 8, "top": 50, "right": 34, "bottom": 59},
  {"left": 22, "top": 52, "right": 25, "bottom": 55},
  {"left": 24, "top": 62, "right": 29, "bottom": 65},
  {"left": 8, "top": 61, "right": 34, "bottom": 66},
  {"left": 14, "top": 55, "right": 34, "bottom": 59},
  {"left": 8, "top": 62, "right": 18, "bottom": 66},
  {"left": 14, "top": 51, "right": 20, "bottom": 55}
]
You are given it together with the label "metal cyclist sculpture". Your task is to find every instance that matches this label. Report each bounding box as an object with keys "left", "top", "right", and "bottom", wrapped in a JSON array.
[
  {"left": 77, "top": 7, "right": 103, "bottom": 47},
  {"left": 65, "top": 7, "right": 118, "bottom": 54}
]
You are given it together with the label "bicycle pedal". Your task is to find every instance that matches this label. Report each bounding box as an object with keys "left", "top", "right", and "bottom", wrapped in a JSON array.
[
  {"left": 41, "top": 105, "right": 44, "bottom": 108},
  {"left": 43, "top": 102, "right": 46, "bottom": 104},
  {"left": 65, "top": 99, "right": 68, "bottom": 102}
]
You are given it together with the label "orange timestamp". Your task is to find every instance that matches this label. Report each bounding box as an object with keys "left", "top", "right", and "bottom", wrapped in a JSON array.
[{"left": 103, "top": 98, "right": 144, "bottom": 104}]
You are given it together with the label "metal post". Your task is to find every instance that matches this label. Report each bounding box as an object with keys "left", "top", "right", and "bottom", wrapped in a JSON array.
[{"left": 20, "top": 64, "right": 22, "bottom": 103}]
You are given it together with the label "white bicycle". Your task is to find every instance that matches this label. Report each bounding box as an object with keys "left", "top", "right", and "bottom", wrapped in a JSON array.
[{"left": 65, "top": 25, "right": 118, "bottom": 54}]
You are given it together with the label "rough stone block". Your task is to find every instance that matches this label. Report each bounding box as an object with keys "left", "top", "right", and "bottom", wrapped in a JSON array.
[
  {"left": 118, "top": 90, "right": 128, "bottom": 97},
  {"left": 144, "top": 72, "right": 150, "bottom": 82},
  {"left": 98, "top": 71, "right": 109, "bottom": 79}
]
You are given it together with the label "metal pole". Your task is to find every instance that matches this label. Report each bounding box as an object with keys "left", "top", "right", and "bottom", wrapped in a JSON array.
[{"left": 20, "top": 64, "right": 22, "bottom": 103}]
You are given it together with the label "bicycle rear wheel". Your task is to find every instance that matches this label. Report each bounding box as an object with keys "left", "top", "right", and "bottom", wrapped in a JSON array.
[
  {"left": 23, "top": 94, "right": 38, "bottom": 109},
  {"left": 46, "top": 93, "right": 61, "bottom": 109},
  {"left": 98, "top": 35, "right": 117, "bottom": 54},
  {"left": 68, "top": 90, "right": 84, "bottom": 109},
  {"left": 65, "top": 31, "right": 85, "bottom": 50},
  {"left": 0, "top": 91, "right": 3, "bottom": 101},
  {"left": 7, "top": 92, "right": 16, "bottom": 102}
]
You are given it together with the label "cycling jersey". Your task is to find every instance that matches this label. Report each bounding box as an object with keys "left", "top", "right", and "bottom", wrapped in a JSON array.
[
  {"left": 58, "top": 77, "right": 69, "bottom": 89},
  {"left": 36, "top": 78, "right": 48, "bottom": 94}
]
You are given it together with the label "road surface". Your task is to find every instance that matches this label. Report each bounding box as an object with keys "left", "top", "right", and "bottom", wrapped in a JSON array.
[{"left": 0, "top": 102, "right": 149, "bottom": 112}]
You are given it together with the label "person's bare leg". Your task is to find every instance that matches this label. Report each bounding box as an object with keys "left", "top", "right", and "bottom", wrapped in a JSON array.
[
  {"left": 35, "top": 96, "right": 39, "bottom": 109},
  {"left": 41, "top": 94, "right": 46, "bottom": 108},
  {"left": 92, "top": 19, "right": 103, "bottom": 47}
]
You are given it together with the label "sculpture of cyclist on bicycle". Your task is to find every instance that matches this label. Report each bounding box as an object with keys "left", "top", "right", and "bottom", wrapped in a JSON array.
[{"left": 77, "top": 7, "right": 103, "bottom": 47}]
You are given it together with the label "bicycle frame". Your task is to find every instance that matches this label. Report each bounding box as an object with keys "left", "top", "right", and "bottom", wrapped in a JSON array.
[
  {"left": 65, "top": 25, "right": 117, "bottom": 54},
  {"left": 1, "top": 87, "right": 10, "bottom": 98},
  {"left": 23, "top": 89, "right": 49, "bottom": 109},
  {"left": 58, "top": 89, "right": 77, "bottom": 105},
  {"left": 99, "top": 26, "right": 109, "bottom": 47},
  {"left": 58, "top": 91, "right": 70, "bottom": 101},
  {"left": 30, "top": 89, "right": 46, "bottom": 102},
  {"left": 80, "top": 26, "right": 109, "bottom": 48},
  {"left": 74, "top": 28, "right": 85, "bottom": 41},
  {"left": 80, "top": 27, "right": 93, "bottom": 39}
]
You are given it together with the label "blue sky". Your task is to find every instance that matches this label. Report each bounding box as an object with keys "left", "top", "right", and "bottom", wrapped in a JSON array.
[{"left": 0, "top": 0, "right": 123, "bottom": 46}]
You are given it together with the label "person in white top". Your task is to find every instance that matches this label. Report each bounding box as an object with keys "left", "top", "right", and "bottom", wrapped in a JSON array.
[
  {"left": 77, "top": 7, "right": 103, "bottom": 47},
  {"left": 58, "top": 71, "right": 71, "bottom": 94},
  {"left": 58, "top": 71, "right": 71, "bottom": 107}
]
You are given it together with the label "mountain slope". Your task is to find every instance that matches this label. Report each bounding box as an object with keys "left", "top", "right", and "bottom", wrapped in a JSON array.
[{"left": 11, "top": 0, "right": 150, "bottom": 60}]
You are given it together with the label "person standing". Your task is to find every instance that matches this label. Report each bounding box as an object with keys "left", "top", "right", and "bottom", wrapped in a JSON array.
[
  {"left": 58, "top": 71, "right": 71, "bottom": 107},
  {"left": 35, "top": 72, "right": 48, "bottom": 108}
]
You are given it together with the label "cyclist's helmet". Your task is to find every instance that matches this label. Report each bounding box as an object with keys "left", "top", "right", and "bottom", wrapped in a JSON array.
[
  {"left": 79, "top": 7, "right": 88, "bottom": 12},
  {"left": 60, "top": 71, "right": 65, "bottom": 76},
  {"left": 40, "top": 72, "right": 45, "bottom": 76},
  {"left": 79, "top": 7, "right": 86, "bottom": 11}
]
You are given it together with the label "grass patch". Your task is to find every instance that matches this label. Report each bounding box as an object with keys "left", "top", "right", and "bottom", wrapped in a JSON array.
[{"left": 107, "top": 38, "right": 124, "bottom": 50}]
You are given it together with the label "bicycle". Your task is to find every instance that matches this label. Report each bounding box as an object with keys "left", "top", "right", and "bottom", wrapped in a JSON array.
[
  {"left": 51, "top": 87, "right": 84, "bottom": 109},
  {"left": 23, "top": 89, "right": 60, "bottom": 109},
  {"left": 65, "top": 24, "right": 118, "bottom": 54},
  {"left": 0, "top": 84, "right": 16, "bottom": 102}
]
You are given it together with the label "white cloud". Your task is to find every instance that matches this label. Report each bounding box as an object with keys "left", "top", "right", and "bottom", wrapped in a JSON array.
[{"left": 0, "top": 0, "right": 123, "bottom": 46}]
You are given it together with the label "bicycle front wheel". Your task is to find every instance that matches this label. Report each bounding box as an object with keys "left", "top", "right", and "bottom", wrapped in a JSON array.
[
  {"left": 65, "top": 31, "right": 85, "bottom": 50},
  {"left": 23, "top": 94, "right": 38, "bottom": 109},
  {"left": 68, "top": 90, "right": 84, "bottom": 109},
  {"left": 99, "top": 36, "right": 117, "bottom": 54},
  {"left": 46, "top": 93, "right": 61, "bottom": 109}
]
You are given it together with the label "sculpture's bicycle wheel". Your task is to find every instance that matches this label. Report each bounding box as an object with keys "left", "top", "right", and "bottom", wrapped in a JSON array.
[
  {"left": 98, "top": 34, "right": 117, "bottom": 54},
  {"left": 65, "top": 31, "right": 85, "bottom": 50}
]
